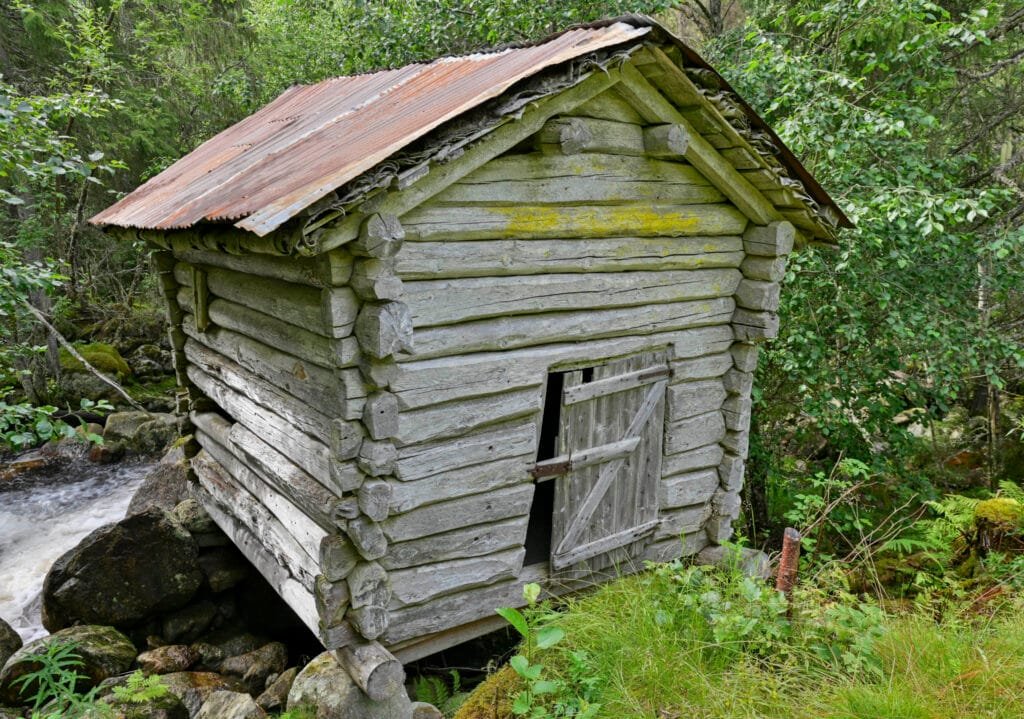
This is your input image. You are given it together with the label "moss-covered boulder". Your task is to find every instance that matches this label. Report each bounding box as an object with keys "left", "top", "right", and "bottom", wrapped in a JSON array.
[
  {"left": 452, "top": 666, "right": 519, "bottom": 719},
  {"left": 0, "top": 625, "right": 136, "bottom": 706},
  {"left": 60, "top": 342, "right": 132, "bottom": 379}
]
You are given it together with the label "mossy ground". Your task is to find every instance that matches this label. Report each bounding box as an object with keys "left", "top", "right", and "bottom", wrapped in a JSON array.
[{"left": 59, "top": 343, "right": 131, "bottom": 379}]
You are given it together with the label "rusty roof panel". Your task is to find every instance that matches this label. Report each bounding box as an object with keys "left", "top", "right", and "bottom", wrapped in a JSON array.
[{"left": 91, "top": 23, "right": 650, "bottom": 236}]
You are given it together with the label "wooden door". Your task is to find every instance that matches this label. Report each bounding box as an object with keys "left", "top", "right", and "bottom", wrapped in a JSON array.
[{"left": 538, "top": 350, "right": 668, "bottom": 571}]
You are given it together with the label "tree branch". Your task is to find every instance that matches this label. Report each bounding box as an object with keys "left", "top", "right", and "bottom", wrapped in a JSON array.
[{"left": 21, "top": 300, "right": 151, "bottom": 414}]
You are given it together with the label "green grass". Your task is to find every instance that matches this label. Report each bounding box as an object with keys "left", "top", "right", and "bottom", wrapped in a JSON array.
[{"left": 459, "top": 559, "right": 1024, "bottom": 719}]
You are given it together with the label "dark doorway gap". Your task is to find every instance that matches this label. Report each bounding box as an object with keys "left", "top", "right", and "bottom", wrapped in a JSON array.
[{"left": 525, "top": 371, "right": 565, "bottom": 565}]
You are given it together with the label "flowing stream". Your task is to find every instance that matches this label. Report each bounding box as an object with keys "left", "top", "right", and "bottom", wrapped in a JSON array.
[{"left": 0, "top": 458, "right": 152, "bottom": 643}]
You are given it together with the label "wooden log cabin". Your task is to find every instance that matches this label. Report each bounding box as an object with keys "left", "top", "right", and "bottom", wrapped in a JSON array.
[{"left": 91, "top": 16, "right": 848, "bottom": 702}]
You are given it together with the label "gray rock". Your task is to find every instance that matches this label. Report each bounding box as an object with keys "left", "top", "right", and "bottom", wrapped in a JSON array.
[
  {"left": 130, "top": 415, "right": 179, "bottom": 456},
  {"left": 104, "top": 691, "right": 189, "bottom": 719},
  {"left": 127, "top": 462, "right": 189, "bottom": 516},
  {"left": 255, "top": 666, "right": 297, "bottom": 712},
  {"left": 411, "top": 701, "right": 445, "bottom": 719},
  {"left": 137, "top": 645, "right": 199, "bottom": 675},
  {"left": 198, "top": 548, "right": 250, "bottom": 593},
  {"left": 129, "top": 344, "right": 174, "bottom": 382},
  {"left": 42, "top": 508, "right": 203, "bottom": 632},
  {"left": 0, "top": 708, "right": 21, "bottom": 719},
  {"left": 195, "top": 690, "right": 265, "bottom": 719},
  {"left": 221, "top": 642, "right": 288, "bottom": 695},
  {"left": 189, "top": 631, "right": 265, "bottom": 673},
  {"left": 172, "top": 500, "right": 217, "bottom": 536},
  {"left": 695, "top": 545, "right": 772, "bottom": 580},
  {"left": 104, "top": 411, "right": 153, "bottom": 443},
  {"left": 160, "top": 672, "right": 245, "bottom": 718},
  {"left": 0, "top": 619, "right": 21, "bottom": 669},
  {"left": 287, "top": 652, "right": 412, "bottom": 719},
  {"left": 0, "top": 625, "right": 136, "bottom": 705},
  {"left": 162, "top": 601, "right": 217, "bottom": 644}
]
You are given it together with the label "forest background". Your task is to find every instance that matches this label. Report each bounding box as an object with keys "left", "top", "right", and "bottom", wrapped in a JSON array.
[{"left": 2, "top": 0, "right": 1024, "bottom": 579}]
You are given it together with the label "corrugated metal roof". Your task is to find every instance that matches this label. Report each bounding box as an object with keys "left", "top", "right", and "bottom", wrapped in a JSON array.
[{"left": 90, "top": 23, "right": 650, "bottom": 236}]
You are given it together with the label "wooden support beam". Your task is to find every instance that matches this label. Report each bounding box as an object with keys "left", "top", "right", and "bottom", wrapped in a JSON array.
[{"left": 615, "top": 62, "right": 779, "bottom": 226}]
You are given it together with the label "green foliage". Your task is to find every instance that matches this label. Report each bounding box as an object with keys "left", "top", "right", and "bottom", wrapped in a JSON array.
[
  {"left": 0, "top": 395, "right": 110, "bottom": 450},
  {"left": 110, "top": 671, "right": 168, "bottom": 705},
  {"left": 497, "top": 583, "right": 601, "bottom": 719},
  {"left": 413, "top": 671, "right": 471, "bottom": 718},
  {"left": 11, "top": 641, "right": 109, "bottom": 719}
]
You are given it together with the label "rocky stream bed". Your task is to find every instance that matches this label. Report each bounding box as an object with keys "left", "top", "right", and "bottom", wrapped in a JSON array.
[{"left": 0, "top": 415, "right": 445, "bottom": 718}]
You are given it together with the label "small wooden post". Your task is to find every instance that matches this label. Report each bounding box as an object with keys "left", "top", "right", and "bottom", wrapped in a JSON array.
[{"left": 775, "top": 527, "right": 801, "bottom": 598}]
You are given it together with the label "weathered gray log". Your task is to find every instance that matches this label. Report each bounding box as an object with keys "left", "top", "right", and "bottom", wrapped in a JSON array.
[
  {"left": 382, "top": 484, "right": 533, "bottom": 543},
  {"left": 388, "top": 548, "right": 525, "bottom": 608},
  {"left": 174, "top": 242, "right": 351, "bottom": 287},
  {"left": 320, "top": 620, "right": 359, "bottom": 649},
  {"left": 735, "top": 279, "right": 781, "bottom": 312},
  {"left": 348, "top": 561, "right": 392, "bottom": 609},
  {"left": 400, "top": 202, "right": 748, "bottom": 242},
  {"left": 202, "top": 414, "right": 343, "bottom": 530},
  {"left": 391, "top": 326, "right": 730, "bottom": 410},
  {"left": 740, "top": 255, "right": 788, "bottom": 282},
  {"left": 744, "top": 221, "right": 795, "bottom": 257},
  {"left": 320, "top": 534, "right": 360, "bottom": 582},
  {"left": 191, "top": 483, "right": 320, "bottom": 637},
  {"left": 718, "top": 453, "right": 745, "bottom": 492},
  {"left": 380, "top": 516, "right": 527, "bottom": 570},
  {"left": 537, "top": 116, "right": 645, "bottom": 156},
  {"left": 330, "top": 460, "right": 366, "bottom": 494},
  {"left": 664, "top": 411, "right": 727, "bottom": 455},
  {"left": 193, "top": 419, "right": 334, "bottom": 542},
  {"left": 389, "top": 456, "right": 531, "bottom": 515},
  {"left": 176, "top": 262, "right": 357, "bottom": 339},
  {"left": 357, "top": 440, "right": 397, "bottom": 477},
  {"left": 396, "top": 235, "right": 741, "bottom": 279},
  {"left": 351, "top": 259, "right": 404, "bottom": 301},
  {"left": 721, "top": 428, "right": 750, "bottom": 458},
  {"left": 722, "top": 395, "right": 752, "bottom": 431},
  {"left": 192, "top": 452, "right": 319, "bottom": 588},
  {"left": 723, "top": 368, "right": 754, "bottom": 396},
  {"left": 732, "top": 308, "right": 780, "bottom": 341},
  {"left": 654, "top": 504, "right": 709, "bottom": 540},
  {"left": 643, "top": 531, "right": 708, "bottom": 563},
  {"left": 327, "top": 420, "right": 362, "bottom": 463},
  {"left": 659, "top": 469, "right": 720, "bottom": 508},
  {"left": 362, "top": 392, "right": 398, "bottom": 441},
  {"left": 180, "top": 315, "right": 357, "bottom": 418},
  {"left": 178, "top": 290, "right": 358, "bottom": 368},
  {"left": 409, "top": 298, "right": 735, "bottom": 360},
  {"left": 433, "top": 153, "right": 723, "bottom": 207},
  {"left": 332, "top": 497, "right": 361, "bottom": 521},
  {"left": 670, "top": 351, "right": 733, "bottom": 381},
  {"left": 567, "top": 89, "right": 644, "bottom": 123},
  {"left": 395, "top": 388, "right": 541, "bottom": 447},
  {"left": 666, "top": 379, "right": 726, "bottom": 420},
  {"left": 357, "top": 480, "right": 392, "bottom": 523},
  {"left": 185, "top": 339, "right": 333, "bottom": 442},
  {"left": 187, "top": 364, "right": 332, "bottom": 482},
  {"left": 662, "top": 443, "right": 724, "bottom": 477},
  {"left": 643, "top": 124, "right": 690, "bottom": 158},
  {"left": 335, "top": 640, "right": 406, "bottom": 702},
  {"left": 315, "top": 575, "right": 350, "bottom": 627},
  {"left": 355, "top": 302, "right": 414, "bottom": 359},
  {"left": 731, "top": 342, "right": 759, "bottom": 372},
  {"left": 352, "top": 214, "right": 405, "bottom": 259},
  {"left": 404, "top": 268, "right": 741, "bottom": 328},
  {"left": 394, "top": 420, "right": 537, "bottom": 481},
  {"left": 347, "top": 516, "right": 388, "bottom": 560},
  {"left": 348, "top": 606, "right": 389, "bottom": 641}
]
